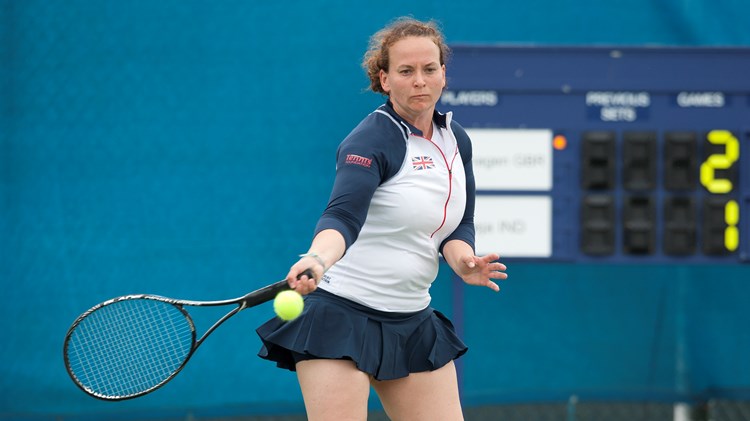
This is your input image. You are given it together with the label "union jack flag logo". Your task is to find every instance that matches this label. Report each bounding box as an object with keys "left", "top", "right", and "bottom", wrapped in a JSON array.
[{"left": 412, "top": 156, "right": 435, "bottom": 170}]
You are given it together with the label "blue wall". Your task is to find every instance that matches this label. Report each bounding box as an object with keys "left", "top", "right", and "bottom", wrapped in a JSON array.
[{"left": 2, "top": 0, "right": 750, "bottom": 418}]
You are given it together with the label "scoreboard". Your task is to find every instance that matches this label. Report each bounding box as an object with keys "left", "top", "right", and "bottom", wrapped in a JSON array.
[{"left": 442, "top": 46, "right": 750, "bottom": 263}]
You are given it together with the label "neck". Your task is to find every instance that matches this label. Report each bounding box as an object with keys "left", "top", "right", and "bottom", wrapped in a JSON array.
[
  {"left": 412, "top": 113, "right": 434, "bottom": 137},
  {"left": 418, "top": 120, "right": 434, "bottom": 140},
  {"left": 390, "top": 103, "right": 434, "bottom": 139}
]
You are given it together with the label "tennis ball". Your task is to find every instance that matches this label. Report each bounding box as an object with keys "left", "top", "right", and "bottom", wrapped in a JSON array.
[{"left": 273, "top": 290, "right": 304, "bottom": 321}]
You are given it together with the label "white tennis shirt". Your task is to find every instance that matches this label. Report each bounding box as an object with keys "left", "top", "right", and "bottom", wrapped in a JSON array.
[{"left": 315, "top": 102, "right": 476, "bottom": 312}]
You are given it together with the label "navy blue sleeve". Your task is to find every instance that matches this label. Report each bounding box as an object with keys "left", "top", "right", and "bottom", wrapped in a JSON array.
[
  {"left": 314, "top": 114, "right": 407, "bottom": 250},
  {"left": 440, "top": 120, "right": 476, "bottom": 254}
]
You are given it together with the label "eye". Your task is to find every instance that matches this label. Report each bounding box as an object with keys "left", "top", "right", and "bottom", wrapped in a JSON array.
[{"left": 399, "top": 69, "right": 412, "bottom": 75}]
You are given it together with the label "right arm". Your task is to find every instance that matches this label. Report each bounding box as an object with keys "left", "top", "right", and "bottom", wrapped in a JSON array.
[
  {"left": 287, "top": 114, "right": 406, "bottom": 293},
  {"left": 287, "top": 229, "right": 346, "bottom": 294}
]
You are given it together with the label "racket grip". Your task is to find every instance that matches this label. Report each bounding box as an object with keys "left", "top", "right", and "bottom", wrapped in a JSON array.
[{"left": 253, "top": 269, "right": 316, "bottom": 304}]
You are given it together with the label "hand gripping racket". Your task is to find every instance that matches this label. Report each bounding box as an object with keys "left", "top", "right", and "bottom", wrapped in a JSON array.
[{"left": 63, "top": 270, "right": 312, "bottom": 401}]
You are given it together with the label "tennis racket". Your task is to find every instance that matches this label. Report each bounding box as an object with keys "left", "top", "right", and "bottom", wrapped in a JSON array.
[{"left": 62, "top": 269, "right": 312, "bottom": 401}]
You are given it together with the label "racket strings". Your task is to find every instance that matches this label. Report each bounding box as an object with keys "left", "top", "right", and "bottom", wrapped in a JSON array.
[{"left": 65, "top": 298, "right": 194, "bottom": 399}]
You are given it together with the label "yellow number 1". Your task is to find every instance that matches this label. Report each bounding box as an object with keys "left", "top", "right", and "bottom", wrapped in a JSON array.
[
  {"left": 700, "top": 130, "right": 739, "bottom": 194},
  {"left": 725, "top": 199, "right": 739, "bottom": 252}
]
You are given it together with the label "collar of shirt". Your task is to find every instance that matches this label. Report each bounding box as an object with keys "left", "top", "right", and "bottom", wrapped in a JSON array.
[{"left": 382, "top": 100, "right": 448, "bottom": 137}]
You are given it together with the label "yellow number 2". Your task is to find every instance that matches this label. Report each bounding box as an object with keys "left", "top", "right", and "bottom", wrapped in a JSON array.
[{"left": 700, "top": 130, "right": 739, "bottom": 194}]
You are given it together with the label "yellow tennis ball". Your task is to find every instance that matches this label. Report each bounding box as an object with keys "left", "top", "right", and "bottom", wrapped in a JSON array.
[{"left": 273, "top": 290, "right": 304, "bottom": 321}]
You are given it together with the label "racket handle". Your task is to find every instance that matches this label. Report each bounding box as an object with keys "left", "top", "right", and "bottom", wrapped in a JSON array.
[
  {"left": 250, "top": 269, "right": 316, "bottom": 304},
  {"left": 299, "top": 268, "right": 315, "bottom": 281}
]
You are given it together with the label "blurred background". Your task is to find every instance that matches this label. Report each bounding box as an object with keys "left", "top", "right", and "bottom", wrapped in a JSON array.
[{"left": 2, "top": 0, "right": 749, "bottom": 420}]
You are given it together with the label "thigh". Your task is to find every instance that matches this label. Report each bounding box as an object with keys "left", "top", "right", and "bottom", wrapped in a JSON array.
[
  {"left": 371, "top": 360, "right": 464, "bottom": 421},
  {"left": 295, "top": 359, "right": 371, "bottom": 421}
]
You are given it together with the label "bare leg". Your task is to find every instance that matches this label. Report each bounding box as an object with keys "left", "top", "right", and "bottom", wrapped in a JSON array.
[
  {"left": 296, "top": 359, "right": 372, "bottom": 421},
  {"left": 371, "top": 360, "right": 464, "bottom": 421}
]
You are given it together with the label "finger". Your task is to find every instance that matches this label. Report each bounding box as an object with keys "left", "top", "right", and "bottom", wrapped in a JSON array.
[
  {"left": 286, "top": 270, "right": 300, "bottom": 288},
  {"left": 462, "top": 255, "right": 477, "bottom": 269},
  {"left": 487, "top": 263, "right": 508, "bottom": 275},
  {"left": 286, "top": 266, "right": 316, "bottom": 288},
  {"left": 298, "top": 267, "right": 316, "bottom": 280},
  {"left": 486, "top": 280, "right": 500, "bottom": 292},
  {"left": 489, "top": 271, "right": 509, "bottom": 280},
  {"left": 299, "top": 268, "right": 321, "bottom": 291},
  {"left": 481, "top": 253, "right": 500, "bottom": 263},
  {"left": 491, "top": 262, "right": 507, "bottom": 271},
  {"left": 293, "top": 276, "right": 317, "bottom": 295}
]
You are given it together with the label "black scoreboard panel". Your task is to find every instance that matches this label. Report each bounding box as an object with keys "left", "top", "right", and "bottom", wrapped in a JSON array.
[{"left": 443, "top": 46, "right": 750, "bottom": 263}]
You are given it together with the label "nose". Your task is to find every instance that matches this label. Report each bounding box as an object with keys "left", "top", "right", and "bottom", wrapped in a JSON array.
[{"left": 413, "top": 71, "right": 426, "bottom": 87}]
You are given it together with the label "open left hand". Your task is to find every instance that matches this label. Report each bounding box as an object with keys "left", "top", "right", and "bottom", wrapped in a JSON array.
[{"left": 454, "top": 252, "right": 508, "bottom": 292}]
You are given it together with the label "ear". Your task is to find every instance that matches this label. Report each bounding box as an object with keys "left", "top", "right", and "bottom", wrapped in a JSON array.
[
  {"left": 379, "top": 69, "right": 390, "bottom": 93},
  {"left": 441, "top": 64, "right": 447, "bottom": 88}
]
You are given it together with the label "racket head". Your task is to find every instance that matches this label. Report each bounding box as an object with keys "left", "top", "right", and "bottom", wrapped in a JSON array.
[{"left": 63, "top": 295, "right": 197, "bottom": 400}]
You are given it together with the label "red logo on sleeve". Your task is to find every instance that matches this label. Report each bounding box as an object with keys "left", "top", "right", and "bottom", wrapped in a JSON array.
[{"left": 345, "top": 154, "right": 372, "bottom": 168}]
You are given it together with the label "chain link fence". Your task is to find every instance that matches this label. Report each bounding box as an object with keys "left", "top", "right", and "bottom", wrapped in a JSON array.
[{"left": 141, "top": 399, "right": 750, "bottom": 421}]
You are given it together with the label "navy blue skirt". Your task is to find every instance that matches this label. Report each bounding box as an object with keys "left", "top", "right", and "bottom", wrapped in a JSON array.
[{"left": 256, "top": 288, "right": 468, "bottom": 381}]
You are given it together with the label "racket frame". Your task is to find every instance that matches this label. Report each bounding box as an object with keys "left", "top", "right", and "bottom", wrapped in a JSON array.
[{"left": 63, "top": 278, "right": 290, "bottom": 401}]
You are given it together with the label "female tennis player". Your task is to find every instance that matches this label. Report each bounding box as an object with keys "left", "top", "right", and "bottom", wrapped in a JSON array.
[{"left": 257, "top": 17, "right": 508, "bottom": 420}]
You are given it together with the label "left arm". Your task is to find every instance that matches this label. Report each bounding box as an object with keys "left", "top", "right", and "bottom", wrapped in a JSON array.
[{"left": 440, "top": 120, "right": 507, "bottom": 291}]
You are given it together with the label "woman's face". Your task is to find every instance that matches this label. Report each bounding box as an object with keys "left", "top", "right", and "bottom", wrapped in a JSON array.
[{"left": 379, "top": 36, "right": 446, "bottom": 124}]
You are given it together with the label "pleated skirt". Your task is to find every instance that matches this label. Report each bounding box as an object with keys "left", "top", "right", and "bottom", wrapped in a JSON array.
[{"left": 256, "top": 288, "right": 467, "bottom": 381}]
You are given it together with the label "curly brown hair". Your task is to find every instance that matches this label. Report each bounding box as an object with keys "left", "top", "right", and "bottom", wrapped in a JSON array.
[{"left": 362, "top": 17, "right": 451, "bottom": 95}]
